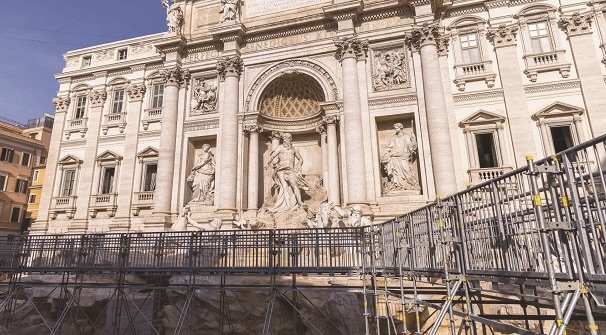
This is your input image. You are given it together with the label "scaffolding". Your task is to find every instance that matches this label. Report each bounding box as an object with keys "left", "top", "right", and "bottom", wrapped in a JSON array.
[{"left": 1, "top": 135, "right": 606, "bottom": 334}]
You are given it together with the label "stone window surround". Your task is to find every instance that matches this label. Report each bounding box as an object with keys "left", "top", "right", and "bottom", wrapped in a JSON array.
[
  {"left": 0, "top": 172, "right": 7, "bottom": 191},
  {"left": 90, "top": 151, "right": 122, "bottom": 218},
  {"left": 9, "top": 205, "right": 22, "bottom": 224},
  {"left": 51, "top": 155, "right": 83, "bottom": 219},
  {"left": 515, "top": 5, "right": 571, "bottom": 82},
  {"left": 102, "top": 80, "right": 129, "bottom": 135},
  {"left": 448, "top": 17, "right": 497, "bottom": 91},
  {"left": 531, "top": 102, "right": 585, "bottom": 156},
  {"left": 132, "top": 147, "right": 159, "bottom": 216},
  {"left": 459, "top": 110, "right": 512, "bottom": 185},
  {"left": 65, "top": 88, "right": 90, "bottom": 139},
  {"left": 591, "top": 5, "right": 606, "bottom": 65},
  {"left": 14, "top": 178, "right": 29, "bottom": 194},
  {"left": 142, "top": 74, "right": 165, "bottom": 130},
  {"left": 117, "top": 48, "right": 128, "bottom": 61}
]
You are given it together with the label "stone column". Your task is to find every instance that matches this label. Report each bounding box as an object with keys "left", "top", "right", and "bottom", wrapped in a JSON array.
[
  {"left": 244, "top": 124, "right": 260, "bottom": 210},
  {"left": 216, "top": 56, "right": 243, "bottom": 212},
  {"left": 30, "top": 96, "right": 70, "bottom": 234},
  {"left": 488, "top": 24, "right": 537, "bottom": 165},
  {"left": 73, "top": 88, "right": 107, "bottom": 228},
  {"left": 561, "top": 13, "right": 606, "bottom": 136},
  {"left": 324, "top": 115, "right": 341, "bottom": 204},
  {"left": 151, "top": 66, "right": 189, "bottom": 217},
  {"left": 408, "top": 25, "right": 457, "bottom": 196},
  {"left": 316, "top": 125, "right": 329, "bottom": 198},
  {"left": 113, "top": 83, "right": 146, "bottom": 229},
  {"left": 335, "top": 36, "right": 369, "bottom": 207}
]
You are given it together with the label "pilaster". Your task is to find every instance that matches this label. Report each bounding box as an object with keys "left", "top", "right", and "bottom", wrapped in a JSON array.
[
  {"left": 244, "top": 123, "right": 261, "bottom": 211},
  {"left": 323, "top": 115, "right": 341, "bottom": 205}
]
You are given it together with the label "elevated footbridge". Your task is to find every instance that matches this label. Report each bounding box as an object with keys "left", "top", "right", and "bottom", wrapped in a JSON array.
[{"left": 1, "top": 135, "right": 606, "bottom": 334}]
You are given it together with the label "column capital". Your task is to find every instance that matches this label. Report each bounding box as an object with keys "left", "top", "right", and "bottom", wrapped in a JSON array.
[
  {"left": 126, "top": 83, "right": 147, "bottom": 101},
  {"left": 488, "top": 24, "right": 519, "bottom": 47},
  {"left": 561, "top": 12, "right": 593, "bottom": 37},
  {"left": 316, "top": 124, "right": 326, "bottom": 135},
  {"left": 160, "top": 66, "right": 190, "bottom": 87},
  {"left": 243, "top": 123, "right": 261, "bottom": 135},
  {"left": 334, "top": 36, "right": 368, "bottom": 61},
  {"left": 436, "top": 33, "right": 451, "bottom": 56},
  {"left": 407, "top": 24, "right": 444, "bottom": 50},
  {"left": 52, "top": 96, "right": 71, "bottom": 113},
  {"left": 217, "top": 56, "right": 244, "bottom": 80},
  {"left": 323, "top": 114, "right": 341, "bottom": 125},
  {"left": 88, "top": 89, "right": 107, "bottom": 107}
]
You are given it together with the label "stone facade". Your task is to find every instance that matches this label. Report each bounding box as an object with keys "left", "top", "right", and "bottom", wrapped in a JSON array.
[{"left": 32, "top": 0, "right": 606, "bottom": 233}]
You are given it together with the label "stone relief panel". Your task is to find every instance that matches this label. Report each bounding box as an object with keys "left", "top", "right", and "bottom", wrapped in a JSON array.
[
  {"left": 371, "top": 46, "right": 410, "bottom": 92},
  {"left": 190, "top": 78, "right": 218, "bottom": 115},
  {"left": 376, "top": 119, "right": 421, "bottom": 195}
]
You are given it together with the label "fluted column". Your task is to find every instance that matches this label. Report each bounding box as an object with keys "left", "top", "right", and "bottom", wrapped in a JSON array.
[
  {"left": 324, "top": 115, "right": 341, "bottom": 204},
  {"left": 408, "top": 25, "right": 457, "bottom": 196},
  {"left": 114, "top": 83, "right": 146, "bottom": 225},
  {"left": 152, "top": 66, "right": 189, "bottom": 216},
  {"left": 216, "top": 56, "right": 243, "bottom": 212},
  {"left": 244, "top": 124, "right": 260, "bottom": 210},
  {"left": 335, "top": 36, "right": 369, "bottom": 206},
  {"left": 561, "top": 13, "right": 606, "bottom": 136}
]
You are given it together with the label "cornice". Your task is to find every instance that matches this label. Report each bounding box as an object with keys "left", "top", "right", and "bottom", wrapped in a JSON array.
[
  {"left": 245, "top": 22, "right": 336, "bottom": 43},
  {"left": 99, "top": 134, "right": 126, "bottom": 144},
  {"left": 368, "top": 94, "right": 418, "bottom": 106},
  {"left": 138, "top": 130, "right": 161, "bottom": 138},
  {"left": 524, "top": 80, "right": 580, "bottom": 94},
  {"left": 183, "top": 118, "right": 220, "bottom": 132},
  {"left": 55, "top": 56, "right": 163, "bottom": 81},
  {"left": 359, "top": 7, "right": 411, "bottom": 21},
  {"left": 453, "top": 89, "right": 504, "bottom": 103},
  {"left": 60, "top": 139, "right": 86, "bottom": 147}
]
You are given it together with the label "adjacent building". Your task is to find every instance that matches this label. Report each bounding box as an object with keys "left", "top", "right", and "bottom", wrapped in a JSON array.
[
  {"left": 31, "top": 0, "right": 606, "bottom": 234},
  {"left": 0, "top": 115, "right": 53, "bottom": 235}
]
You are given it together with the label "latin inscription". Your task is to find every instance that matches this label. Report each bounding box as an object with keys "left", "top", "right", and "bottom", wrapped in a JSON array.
[
  {"left": 183, "top": 50, "right": 220, "bottom": 64},
  {"left": 242, "top": 30, "right": 336, "bottom": 53},
  {"left": 246, "top": 0, "right": 329, "bottom": 17}
]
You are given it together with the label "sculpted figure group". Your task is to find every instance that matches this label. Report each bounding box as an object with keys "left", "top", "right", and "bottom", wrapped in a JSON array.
[
  {"left": 220, "top": 0, "right": 239, "bottom": 23},
  {"left": 161, "top": 0, "right": 183, "bottom": 34}
]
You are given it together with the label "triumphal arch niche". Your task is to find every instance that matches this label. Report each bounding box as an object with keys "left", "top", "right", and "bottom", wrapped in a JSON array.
[{"left": 244, "top": 60, "right": 341, "bottom": 228}]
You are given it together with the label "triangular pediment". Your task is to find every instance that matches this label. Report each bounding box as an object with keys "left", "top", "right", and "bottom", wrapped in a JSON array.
[
  {"left": 459, "top": 110, "right": 505, "bottom": 127},
  {"left": 532, "top": 102, "right": 584, "bottom": 120},
  {"left": 58, "top": 155, "right": 82, "bottom": 165},
  {"left": 96, "top": 150, "right": 122, "bottom": 162},
  {"left": 137, "top": 147, "right": 159, "bottom": 158}
]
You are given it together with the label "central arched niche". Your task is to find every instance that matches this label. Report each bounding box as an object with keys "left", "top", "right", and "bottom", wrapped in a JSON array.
[{"left": 258, "top": 73, "right": 325, "bottom": 120}]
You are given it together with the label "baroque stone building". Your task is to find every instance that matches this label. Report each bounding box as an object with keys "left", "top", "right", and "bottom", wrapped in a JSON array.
[{"left": 31, "top": 0, "right": 606, "bottom": 233}]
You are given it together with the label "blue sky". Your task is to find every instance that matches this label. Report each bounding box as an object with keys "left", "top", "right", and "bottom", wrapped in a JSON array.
[{"left": 0, "top": 1, "right": 166, "bottom": 123}]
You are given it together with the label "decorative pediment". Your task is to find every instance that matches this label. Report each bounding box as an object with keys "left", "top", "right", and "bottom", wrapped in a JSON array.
[
  {"left": 58, "top": 155, "right": 83, "bottom": 165},
  {"left": 515, "top": 4, "right": 557, "bottom": 18},
  {"left": 96, "top": 150, "right": 122, "bottom": 162},
  {"left": 448, "top": 16, "right": 485, "bottom": 29},
  {"left": 459, "top": 110, "right": 506, "bottom": 127},
  {"left": 532, "top": 102, "right": 584, "bottom": 120},
  {"left": 137, "top": 147, "right": 159, "bottom": 158}
]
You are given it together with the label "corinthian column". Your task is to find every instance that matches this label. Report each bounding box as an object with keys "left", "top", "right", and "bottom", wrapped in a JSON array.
[
  {"left": 152, "top": 66, "right": 189, "bottom": 217},
  {"left": 561, "top": 13, "right": 606, "bottom": 136},
  {"left": 408, "top": 25, "right": 457, "bottom": 196},
  {"left": 216, "top": 56, "right": 243, "bottom": 212},
  {"left": 335, "top": 36, "right": 369, "bottom": 207},
  {"left": 244, "top": 124, "right": 260, "bottom": 210},
  {"left": 323, "top": 115, "right": 341, "bottom": 204}
]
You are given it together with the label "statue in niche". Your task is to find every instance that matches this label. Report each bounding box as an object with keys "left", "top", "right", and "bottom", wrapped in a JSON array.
[
  {"left": 380, "top": 122, "right": 420, "bottom": 193},
  {"left": 191, "top": 79, "right": 217, "bottom": 113},
  {"left": 220, "top": 0, "right": 239, "bottom": 23},
  {"left": 373, "top": 49, "right": 407, "bottom": 91},
  {"left": 161, "top": 0, "right": 183, "bottom": 34},
  {"left": 264, "top": 133, "right": 309, "bottom": 213},
  {"left": 187, "top": 144, "right": 215, "bottom": 204}
]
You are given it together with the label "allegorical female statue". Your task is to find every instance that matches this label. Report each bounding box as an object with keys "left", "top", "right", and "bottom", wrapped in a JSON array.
[
  {"left": 188, "top": 144, "right": 216, "bottom": 204},
  {"left": 220, "top": 0, "right": 239, "bottom": 23},
  {"left": 161, "top": 0, "right": 183, "bottom": 34},
  {"left": 380, "top": 122, "right": 420, "bottom": 192}
]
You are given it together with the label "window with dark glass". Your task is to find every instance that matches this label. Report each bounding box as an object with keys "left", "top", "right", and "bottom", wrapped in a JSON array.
[
  {"left": 15, "top": 179, "right": 28, "bottom": 194},
  {"left": 152, "top": 83, "right": 164, "bottom": 108},
  {"left": 117, "top": 49, "right": 128, "bottom": 60},
  {"left": 100, "top": 167, "right": 115, "bottom": 194},
  {"left": 21, "top": 152, "right": 31, "bottom": 167},
  {"left": 10, "top": 207, "right": 20, "bottom": 223},
  {"left": 550, "top": 126, "right": 575, "bottom": 153},
  {"left": 0, "top": 174, "right": 7, "bottom": 191},
  {"left": 143, "top": 163, "right": 157, "bottom": 192},
  {"left": 112, "top": 90, "right": 125, "bottom": 113},
  {"left": 1, "top": 148, "right": 14, "bottom": 163},
  {"left": 75, "top": 96, "right": 87, "bottom": 119},
  {"left": 475, "top": 133, "right": 498, "bottom": 168},
  {"left": 62, "top": 169, "right": 76, "bottom": 196}
]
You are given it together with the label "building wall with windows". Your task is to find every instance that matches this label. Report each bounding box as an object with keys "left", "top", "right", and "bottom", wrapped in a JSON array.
[
  {"left": 0, "top": 116, "right": 53, "bottom": 235},
  {"left": 31, "top": 0, "right": 606, "bottom": 234}
]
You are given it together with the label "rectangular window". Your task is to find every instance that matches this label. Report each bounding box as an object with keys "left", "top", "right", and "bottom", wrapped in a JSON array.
[
  {"left": 29, "top": 194, "right": 36, "bottom": 204},
  {"left": 40, "top": 157, "right": 46, "bottom": 165},
  {"left": 117, "top": 49, "right": 128, "bottom": 60},
  {"left": 62, "top": 169, "right": 76, "bottom": 196},
  {"left": 15, "top": 179, "right": 28, "bottom": 194},
  {"left": 21, "top": 152, "right": 31, "bottom": 167},
  {"left": 33, "top": 170, "right": 39, "bottom": 182},
  {"left": 112, "top": 90, "right": 125, "bottom": 113},
  {"left": 550, "top": 126, "right": 575, "bottom": 153},
  {"left": 1, "top": 148, "right": 14, "bottom": 163},
  {"left": 100, "top": 166, "right": 115, "bottom": 194},
  {"left": 475, "top": 133, "right": 498, "bottom": 168},
  {"left": 75, "top": 96, "right": 87, "bottom": 119},
  {"left": 82, "top": 56, "right": 92, "bottom": 67},
  {"left": 460, "top": 33, "right": 481, "bottom": 64},
  {"left": 528, "top": 22, "right": 552, "bottom": 53},
  {"left": 143, "top": 163, "right": 157, "bottom": 192},
  {"left": 0, "top": 174, "right": 6, "bottom": 191},
  {"left": 10, "top": 207, "right": 20, "bottom": 223},
  {"left": 152, "top": 83, "right": 164, "bottom": 108}
]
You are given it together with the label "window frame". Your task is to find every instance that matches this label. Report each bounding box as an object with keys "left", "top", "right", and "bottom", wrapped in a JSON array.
[
  {"left": 61, "top": 169, "right": 77, "bottom": 197},
  {"left": 532, "top": 102, "right": 585, "bottom": 157},
  {"left": 151, "top": 82, "right": 165, "bottom": 109},
  {"left": 0, "top": 173, "right": 7, "bottom": 191},
  {"left": 111, "top": 89, "right": 126, "bottom": 114},
  {"left": 9, "top": 206, "right": 21, "bottom": 224},
  {"left": 74, "top": 95, "right": 88, "bottom": 119},
  {"left": 1, "top": 147, "right": 14, "bottom": 163},
  {"left": 82, "top": 55, "right": 92, "bottom": 67},
  {"left": 94, "top": 151, "right": 122, "bottom": 196},
  {"left": 117, "top": 48, "right": 128, "bottom": 61},
  {"left": 32, "top": 170, "right": 39, "bottom": 182},
  {"left": 28, "top": 194, "right": 37, "bottom": 204},
  {"left": 14, "top": 178, "right": 28, "bottom": 194},
  {"left": 21, "top": 152, "right": 31, "bottom": 167}
]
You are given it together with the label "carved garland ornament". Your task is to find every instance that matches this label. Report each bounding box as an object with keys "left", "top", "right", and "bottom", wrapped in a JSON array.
[
  {"left": 487, "top": 24, "right": 518, "bottom": 47},
  {"left": 160, "top": 66, "right": 190, "bottom": 87},
  {"left": 561, "top": 12, "right": 593, "bottom": 36},
  {"left": 52, "top": 96, "right": 71, "bottom": 113},
  {"left": 334, "top": 36, "right": 368, "bottom": 60},
  {"left": 245, "top": 60, "right": 339, "bottom": 112},
  {"left": 217, "top": 56, "right": 244, "bottom": 80}
]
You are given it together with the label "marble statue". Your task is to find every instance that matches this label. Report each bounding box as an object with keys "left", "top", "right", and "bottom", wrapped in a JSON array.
[
  {"left": 374, "top": 49, "right": 407, "bottom": 90},
  {"left": 233, "top": 214, "right": 248, "bottom": 229},
  {"left": 380, "top": 122, "right": 420, "bottom": 192},
  {"left": 192, "top": 79, "right": 217, "bottom": 113},
  {"left": 187, "top": 144, "right": 215, "bottom": 204},
  {"left": 170, "top": 207, "right": 223, "bottom": 231},
  {"left": 161, "top": 0, "right": 183, "bottom": 34},
  {"left": 220, "top": 0, "right": 239, "bottom": 23},
  {"left": 334, "top": 205, "right": 371, "bottom": 227},
  {"left": 265, "top": 133, "right": 309, "bottom": 212},
  {"left": 304, "top": 201, "right": 334, "bottom": 228}
]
